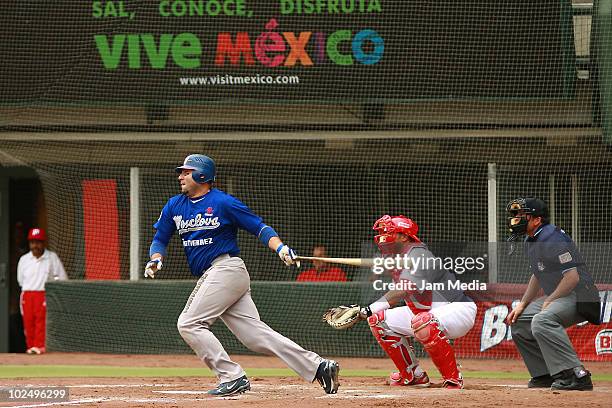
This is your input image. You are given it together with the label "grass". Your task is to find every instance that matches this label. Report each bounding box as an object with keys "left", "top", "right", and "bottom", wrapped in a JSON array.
[{"left": 1, "top": 366, "right": 612, "bottom": 381}]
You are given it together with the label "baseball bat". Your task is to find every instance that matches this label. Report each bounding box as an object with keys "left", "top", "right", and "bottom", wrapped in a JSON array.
[{"left": 295, "top": 256, "right": 374, "bottom": 267}]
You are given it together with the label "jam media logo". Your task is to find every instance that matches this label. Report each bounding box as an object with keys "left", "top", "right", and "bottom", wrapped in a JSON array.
[{"left": 595, "top": 329, "right": 612, "bottom": 355}]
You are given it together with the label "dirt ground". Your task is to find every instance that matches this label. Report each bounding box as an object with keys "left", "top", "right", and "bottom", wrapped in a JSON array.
[{"left": 1, "top": 354, "right": 611, "bottom": 407}]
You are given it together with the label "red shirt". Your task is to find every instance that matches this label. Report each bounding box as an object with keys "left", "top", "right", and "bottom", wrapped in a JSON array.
[{"left": 296, "top": 267, "right": 347, "bottom": 282}]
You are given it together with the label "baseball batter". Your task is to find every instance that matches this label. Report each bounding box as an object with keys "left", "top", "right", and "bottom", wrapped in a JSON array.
[
  {"left": 145, "top": 154, "right": 339, "bottom": 396},
  {"left": 329, "top": 215, "right": 476, "bottom": 388}
]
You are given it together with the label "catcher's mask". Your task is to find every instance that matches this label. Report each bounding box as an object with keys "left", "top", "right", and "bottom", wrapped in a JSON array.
[
  {"left": 373, "top": 215, "right": 421, "bottom": 253},
  {"left": 506, "top": 197, "right": 549, "bottom": 239}
]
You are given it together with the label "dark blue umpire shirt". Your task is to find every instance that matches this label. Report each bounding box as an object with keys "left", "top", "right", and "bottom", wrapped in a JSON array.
[{"left": 525, "top": 224, "right": 594, "bottom": 296}]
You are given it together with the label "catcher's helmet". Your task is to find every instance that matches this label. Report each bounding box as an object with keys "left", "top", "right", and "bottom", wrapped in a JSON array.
[
  {"left": 372, "top": 214, "right": 421, "bottom": 246},
  {"left": 175, "top": 154, "right": 216, "bottom": 184},
  {"left": 506, "top": 197, "right": 549, "bottom": 236}
]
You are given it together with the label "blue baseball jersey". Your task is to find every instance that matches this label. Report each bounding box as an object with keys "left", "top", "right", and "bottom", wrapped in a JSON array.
[
  {"left": 525, "top": 224, "right": 594, "bottom": 295},
  {"left": 153, "top": 189, "right": 269, "bottom": 276}
]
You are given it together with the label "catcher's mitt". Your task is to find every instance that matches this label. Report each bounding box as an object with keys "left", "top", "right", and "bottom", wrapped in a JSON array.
[{"left": 322, "top": 305, "right": 365, "bottom": 330}]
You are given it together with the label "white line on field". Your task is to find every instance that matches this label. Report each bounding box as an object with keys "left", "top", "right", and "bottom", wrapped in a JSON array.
[
  {"left": 6, "top": 397, "right": 207, "bottom": 408},
  {"left": 112, "top": 398, "right": 179, "bottom": 403},
  {"left": 5, "top": 398, "right": 105, "bottom": 408},
  {"left": 106, "top": 397, "right": 203, "bottom": 403},
  {"left": 0, "top": 383, "right": 175, "bottom": 389},
  {"left": 317, "top": 394, "right": 399, "bottom": 399},
  {"left": 68, "top": 383, "right": 175, "bottom": 388},
  {"left": 153, "top": 390, "right": 209, "bottom": 395},
  {"left": 487, "top": 384, "right": 527, "bottom": 388}
]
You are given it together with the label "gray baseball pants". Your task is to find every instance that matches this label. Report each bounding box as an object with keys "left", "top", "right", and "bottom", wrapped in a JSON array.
[
  {"left": 511, "top": 293, "right": 584, "bottom": 377},
  {"left": 177, "top": 255, "right": 323, "bottom": 383}
]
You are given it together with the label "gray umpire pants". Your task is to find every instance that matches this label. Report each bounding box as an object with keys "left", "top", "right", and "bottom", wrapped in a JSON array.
[
  {"left": 177, "top": 255, "right": 323, "bottom": 383},
  {"left": 511, "top": 293, "right": 584, "bottom": 378}
]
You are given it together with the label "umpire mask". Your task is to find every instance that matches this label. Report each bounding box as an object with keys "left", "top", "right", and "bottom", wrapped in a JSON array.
[{"left": 506, "top": 197, "right": 549, "bottom": 239}]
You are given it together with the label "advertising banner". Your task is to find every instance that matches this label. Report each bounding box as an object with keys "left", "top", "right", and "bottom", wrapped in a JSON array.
[
  {"left": 2, "top": 0, "right": 570, "bottom": 103},
  {"left": 455, "top": 284, "right": 612, "bottom": 362}
]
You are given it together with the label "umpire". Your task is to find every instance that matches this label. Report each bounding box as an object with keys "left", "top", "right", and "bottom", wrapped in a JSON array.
[{"left": 505, "top": 197, "right": 598, "bottom": 391}]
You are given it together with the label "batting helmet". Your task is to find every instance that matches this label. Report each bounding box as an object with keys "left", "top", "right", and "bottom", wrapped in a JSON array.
[
  {"left": 27, "top": 228, "right": 47, "bottom": 241},
  {"left": 372, "top": 215, "right": 421, "bottom": 246},
  {"left": 175, "top": 154, "right": 216, "bottom": 184},
  {"left": 506, "top": 197, "right": 549, "bottom": 235}
]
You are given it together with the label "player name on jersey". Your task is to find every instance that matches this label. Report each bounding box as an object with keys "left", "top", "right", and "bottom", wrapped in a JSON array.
[{"left": 183, "top": 238, "right": 214, "bottom": 247}]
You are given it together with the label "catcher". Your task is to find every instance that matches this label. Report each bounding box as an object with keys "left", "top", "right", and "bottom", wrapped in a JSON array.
[{"left": 323, "top": 215, "right": 477, "bottom": 389}]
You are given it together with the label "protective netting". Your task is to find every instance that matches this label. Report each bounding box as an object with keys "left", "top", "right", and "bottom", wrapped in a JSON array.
[{"left": 1, "top": 1, "right": 611, "bottom": 360}]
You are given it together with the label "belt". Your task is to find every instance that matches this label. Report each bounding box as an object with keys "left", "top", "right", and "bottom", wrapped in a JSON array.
[{"left": 211, "top": 253, "right": 239, "bottom": 266}]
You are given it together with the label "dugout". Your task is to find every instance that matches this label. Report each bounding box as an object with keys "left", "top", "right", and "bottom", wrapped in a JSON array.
[{"left": 0, "top": 166, "right": 45, "bottom": 353}]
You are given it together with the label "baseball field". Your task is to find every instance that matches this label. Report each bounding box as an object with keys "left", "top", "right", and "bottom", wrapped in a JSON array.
[{"left": 1, "top": 353, "right": 611, "bottom": 407}]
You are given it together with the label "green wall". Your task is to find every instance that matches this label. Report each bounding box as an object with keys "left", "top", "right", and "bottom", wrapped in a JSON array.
[{"left": 46, "top": 281, "right": 385, "bottom": 357}]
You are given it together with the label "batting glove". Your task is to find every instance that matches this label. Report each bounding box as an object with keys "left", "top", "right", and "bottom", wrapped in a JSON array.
[
  {"left": 276, "top": 244, "right": 300, "bottom": 267},
  {"left": 144, "top": 258, "right": 163, "bottom": 279}
]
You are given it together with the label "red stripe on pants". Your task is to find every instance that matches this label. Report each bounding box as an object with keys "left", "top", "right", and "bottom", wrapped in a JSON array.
[{"left": 20, "top": 291, "right": 46, "bottom": 349}]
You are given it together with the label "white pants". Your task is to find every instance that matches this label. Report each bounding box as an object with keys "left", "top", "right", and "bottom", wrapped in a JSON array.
[
  {"left": 177, "top": 255, "right": 322, "bottom": 383},
  {"left": 384, "top": 301, "right": 477, "bottom": 340}
]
